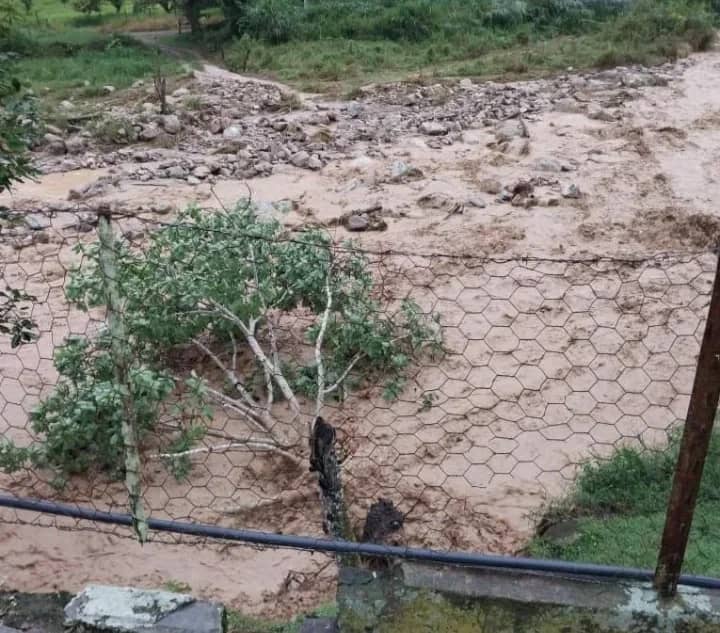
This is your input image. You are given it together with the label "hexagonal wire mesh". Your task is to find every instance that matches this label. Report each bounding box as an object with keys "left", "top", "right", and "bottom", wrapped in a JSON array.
[{"left": 0, "top": 209, "right": 714, "bottom": 561}]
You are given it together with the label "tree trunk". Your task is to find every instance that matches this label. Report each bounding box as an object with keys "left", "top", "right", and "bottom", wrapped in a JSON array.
[{"left": 185, "top": 0, "right": 201, "bottom": 34}]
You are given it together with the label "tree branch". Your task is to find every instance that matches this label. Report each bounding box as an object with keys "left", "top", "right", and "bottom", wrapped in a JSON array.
[
  {"left": 154, "top": 440, "right": 302, "bottom": 467},
  {"left": 324, "top": 352, "right": 364, "bottom": 396},
  {"left": 192, "top": 337, "right": 257, "bottom": 410},
  {"left": 205, "top": 300, "right": 300, "bottom": 413},
  {"left": 315, "top": 267, "right": 333, "bottom": 419}
]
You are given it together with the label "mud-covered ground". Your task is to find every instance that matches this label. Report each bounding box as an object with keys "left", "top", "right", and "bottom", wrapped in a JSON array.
[{"left": 1, "top": 44, "right": 720, "bottom": 617}]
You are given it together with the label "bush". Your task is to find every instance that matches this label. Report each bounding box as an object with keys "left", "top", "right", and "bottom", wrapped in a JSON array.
[
  {"left": 240, "top": 0, "right": 299, "bottom": 44},
  {"left": 0, "top": 203, "right": 439, "bottom": 478}
]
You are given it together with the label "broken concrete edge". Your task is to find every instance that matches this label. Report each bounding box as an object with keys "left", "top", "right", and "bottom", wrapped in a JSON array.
[
  {"left": 337, "top": 563, "right": 720, "bottom": 632},
  {"left": 64, "top": 585, "right": 225, "bottom": 633}
]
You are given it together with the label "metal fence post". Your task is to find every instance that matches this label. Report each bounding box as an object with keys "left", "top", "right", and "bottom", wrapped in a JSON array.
[
  {"left": 97, "top": 209, "right": 148, "bottom": 544},
  {"left": 654, "top": 253, "right": 720, "bottom": 597}
]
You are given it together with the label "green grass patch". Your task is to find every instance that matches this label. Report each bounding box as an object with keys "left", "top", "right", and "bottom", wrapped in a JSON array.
[
  {"left": 227, "top": 603, "right": 337, "bottom": 633},
  {"left": 220, "top": 0, "right": 718, "bottom": 90},
  {"left": 4, "top": 28, "right": 183, "bottom": 102},
  {"left": 530, "top": 432, "right": 720, "bottom": 576}
]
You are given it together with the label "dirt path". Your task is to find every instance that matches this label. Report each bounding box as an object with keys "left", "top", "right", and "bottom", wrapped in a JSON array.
[{"left": 1, "top": 46, "right": 720, "bottom": 617}]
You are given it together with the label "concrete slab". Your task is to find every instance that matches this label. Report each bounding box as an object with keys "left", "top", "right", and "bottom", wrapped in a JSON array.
[{"left": 64, "top": 585, "right": 224, "bottom": 633}]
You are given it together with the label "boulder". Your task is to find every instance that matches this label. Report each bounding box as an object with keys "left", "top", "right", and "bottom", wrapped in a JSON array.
[
  {"left": 419, "top": 121, "right": 448, "bottom": 136},
  {"left": 162, "top": 114, "right": 182, "bottom": 135},
  {"left": 24, "top": 213, "right": 51, "bottom": 231},
  {"left": 64, "top": 585, "right": 224, "bottom": 633},
  {"left": 139, "top": 125, "right": 161, "bottom": 141},
  {"left": 64, "top": 136, "right": 87, "bottom": 155},
  {"left": 562, "top": 183, "right": 582, "bottom": 199},
  {"left": 290, "top": 150, "right": 311, "bottom": 168}
]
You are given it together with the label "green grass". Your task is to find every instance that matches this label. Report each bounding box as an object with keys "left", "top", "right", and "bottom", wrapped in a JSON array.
[
  {"left": 227, "top": 603, "right": 337, "bottom": 633},
  {"left": 220, "top": 0, "right": 718, "bottom": 91},
  {"left": 530, "top": 432, "right": 720, "bottom": 576},
  {"left": 20, "top": 0, "right": 171, "bottom": 29}
]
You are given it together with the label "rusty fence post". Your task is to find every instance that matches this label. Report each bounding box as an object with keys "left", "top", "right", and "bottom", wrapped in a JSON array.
[{"left": 654, "top": 253, "right": 720, "bottom": 597}]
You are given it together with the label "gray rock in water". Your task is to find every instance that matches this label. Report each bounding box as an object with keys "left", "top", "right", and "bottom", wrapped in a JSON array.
[
  {"left": 291, "top": 150, "right": 311, "bottom": 168},
  {"left": 494, "top": 118, "right": 528, "bottom": 142},
  {"left": 466, "top": 197, "right": 486, "bottom": 208},
  {"left": 166, "top": 165, "right": 187, "bottom": 179},
  {"left": 390, "top": 161, "right": 424, "bottom": 183},
  {"left": 419, "top": 121, "right": 448, "bottom": 136},
  {"left": 562, "top": 183, "right": 581, "bottom": 199},
  {"left": 347, "top": 214, "right": 369, "bottom": 231},
  {"left": 162, "top": 115, "right": 182, "bottom": 135},
  {"left": 139, "top": 125, "right": 161, "bottom": 141},
  {"left": 479, "top": 178, "right": 502, "bottom": 195},
  {"left": 192, "top": 165, "right": 211, "bottom": 179},
  {"left": 534, "top": 157, "right": 562, "bottom": 173},
  {"left": 65, "top": 136, "right": 86, "bottom": 155},
  {"left": 222, "top": 125, "right": 243, "bottom": 140},
  {"left": 64, "top": 585, "right": 224, "bottom": 633},
  {"left": 587, "top": 106, "right": 616, "bottom": 122},
  {"left": 25, "top": 213, "right": 51, "bottom": 231}
]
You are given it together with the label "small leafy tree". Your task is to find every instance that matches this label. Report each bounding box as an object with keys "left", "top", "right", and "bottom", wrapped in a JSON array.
[
  {"left": 0, "top": 203, "right": 440, "bottom": 478},
  {"left": 0, "top": 53, "right": 38, "bottom": 193}
]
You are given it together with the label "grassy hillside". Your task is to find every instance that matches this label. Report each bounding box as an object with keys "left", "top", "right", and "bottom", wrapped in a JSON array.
[
  {"left": 218, "top": 0, "right": 719, "bottom": 89},
  {"left": 530, "top": 432, "right": 720, "bottom": 575}
]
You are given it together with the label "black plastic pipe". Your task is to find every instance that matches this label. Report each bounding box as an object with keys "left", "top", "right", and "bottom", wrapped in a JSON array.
[{"left": 2, "top": 494, "right": 720, "bottom": 591}]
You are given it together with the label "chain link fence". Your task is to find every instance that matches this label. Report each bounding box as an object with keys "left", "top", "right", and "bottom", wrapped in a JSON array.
[{"left": 0, "top": 206, "right": 714, "bottom": 557}]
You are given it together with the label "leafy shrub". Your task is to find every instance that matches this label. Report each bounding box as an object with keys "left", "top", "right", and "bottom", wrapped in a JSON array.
[
  {"left": 0, "top": 203, "right": 439, "bottom": 478},
  {"left": 0, "top": 336, "right": 176, "bottom": 477},
  {"left": 241, "top": 0, "right": 299, "bottom": 44},
  {"left": 0, "top": 52, "right": 38, "bottom": 193}
]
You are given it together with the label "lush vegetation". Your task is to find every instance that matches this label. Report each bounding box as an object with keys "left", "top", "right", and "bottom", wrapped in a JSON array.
[
  {"left": 530, "top": 433, "right": 720, "bottom": 575},
  {"left": 0, "top": 203, "right": 439, "bottom": 479},
  {"left": 220, "top": 0, "right": 719, "bottom": 88}
]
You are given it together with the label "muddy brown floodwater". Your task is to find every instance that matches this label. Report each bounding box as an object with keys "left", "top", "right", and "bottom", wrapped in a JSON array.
[{"left": 1, "top": 45, "right": 720, "bottom": 618}]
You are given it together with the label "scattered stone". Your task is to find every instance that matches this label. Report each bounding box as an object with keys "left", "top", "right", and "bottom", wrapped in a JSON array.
[
  {"left": 64, "top": 136, "right": 86, "bottom": 155},
  {"left": 419, "top": 120, "right": 448, "bottom": 136},
  {"left": 307, "top": 156, "right": 323, "bottom": 170},
  {"left": 353, "top": 201, "right": 383, "bottom": 214},
  {"left": 466, "top": 197, "right": 486, "bottom": 208},
  {"left": 562, "top": 183, "right": 582, "bottom": 199},
  {"left": 291, "top": 150, "right": 311, "bottom": 168},
  {"left": 102, "top": 85, "right": 115, "bottom": 95},
  {"left": 65, "top": 585, "right": 224, "bottom": 633},
  {"left": 24, "top": 213, "right": 51, "bottom": 231},
  {"left": 139, "top": 125, "right": 161, "bottom": 141},
  {"left": 166, "top": 165, "right": 187, "bottom": 179},
  {"left": 347, "top": 214, "right": 369, "bottom": 231},
  {"left": 222, "top": 125, "right": 243, "bottom": 140},
  {"left": 417, "top": 192, "right": 464, "bottom": 215},
  {"left": 186, "top": 176, "right": 201, "bottom": 185},
  {"left": 479, "top": 178, "right": 502, "bottom": 195},
  {"left": 192, "top": 165, "right": 211, "bottom": 179},
  {"left": 587, "top": 106, "right": 616, "bottom": 122},
  {"left": 494, "top": 118, "right": 528, "bottom": 142},
  {"left": 172, "top": 87, "right": 190, "bottom": 97},
  {"left": 390, "top": 161, "right": 424, "bottom": 183},
  {"left": 45, "top": 124, "right": 63, "bottom": 136},
  {"left": 162, "top": 114, "right": 182, "bottom": 134},
  {"left": 459, "top": 78, "right": 473, "bottom": 89},
  {"left": 59, "top": 100, "right": 74, "bottom": 111},
  {"left": 132, "top": 79, "right": 145, "bottom": 88},
  {"left": 43, "top": 133, "right": 66, "bottom": 155},
  {"left": 534, "top": 157, "right": 562, "bottom": 173}
]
